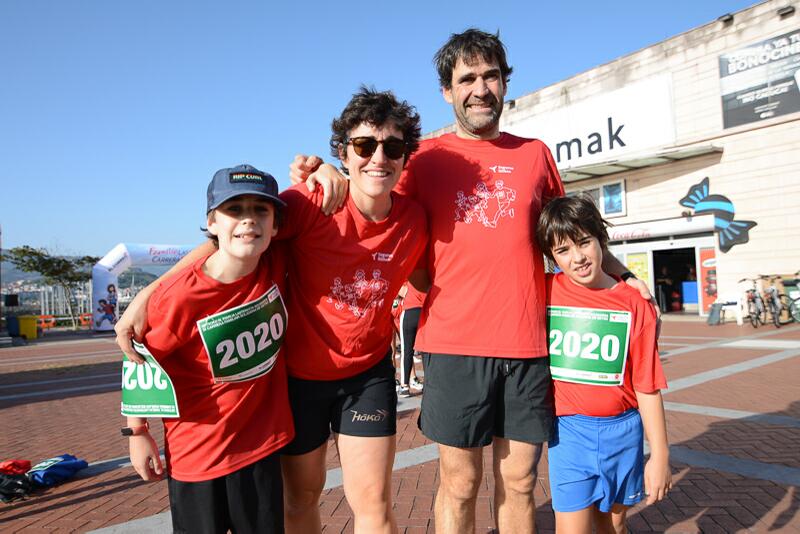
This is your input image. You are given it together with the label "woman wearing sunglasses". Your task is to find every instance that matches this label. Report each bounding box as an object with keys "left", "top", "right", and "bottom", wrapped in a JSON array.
[
  {"left": 277, "top": 87, "right": 426, "bottom": 534},
  {"left": 115, "top": 87, "right": 427, "bottom": 534}
]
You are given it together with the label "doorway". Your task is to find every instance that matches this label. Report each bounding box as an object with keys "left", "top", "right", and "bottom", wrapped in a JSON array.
[{"left": 652, "top": 248, "right": 697, "bottom": 313}]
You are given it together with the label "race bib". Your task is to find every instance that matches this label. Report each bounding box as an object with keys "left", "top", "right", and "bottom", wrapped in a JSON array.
[
  {"left": 547, "top": 306, "right": 631, "bottom": 386},
  {"left": 121, "top": 341, "right": 180, "bottom": 417},
  {"left": 197, "top": 284, "right": 287, "bottom": 383}
]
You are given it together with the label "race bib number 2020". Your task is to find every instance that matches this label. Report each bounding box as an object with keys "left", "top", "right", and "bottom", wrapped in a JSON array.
[
  {"left": 120, "top": 341, "right": 180, "bottom": 418},
  {"left": 547, "top": 306, "right": 631, "bottom": 386},
  {"left": 197, "top": 284, "right": 287, "bottom": 383}
]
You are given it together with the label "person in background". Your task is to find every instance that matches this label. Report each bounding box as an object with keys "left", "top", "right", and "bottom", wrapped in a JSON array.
[{"left": 395, "top": 282, "right": 425, "bottom": 397}]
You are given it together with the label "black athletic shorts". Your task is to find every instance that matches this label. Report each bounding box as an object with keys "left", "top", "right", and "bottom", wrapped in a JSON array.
[
  {"left": 418, "top": 353, "right": 554, "bottom": 448},
  {"left": 168, "top": 452, "right": 283, "bottom": 534},
  {"left": 282, "top": 354, "right": 397, "bottom": 456}
]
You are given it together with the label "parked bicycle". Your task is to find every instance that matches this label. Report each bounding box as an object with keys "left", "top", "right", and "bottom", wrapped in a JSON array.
[
  {"left": 787, "top": 270, "right": 800, "bottom": 323},
  {"left": 740, "top": 277, "right": 767, "bottom": 328},
  {"left": 759, "top": 275, "right": 786, "bottom": 328}
]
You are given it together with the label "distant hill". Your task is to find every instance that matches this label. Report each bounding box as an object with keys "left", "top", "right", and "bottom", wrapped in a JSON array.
[
  {"left": 0, "top": 258, "right": 41, "bottom": 284},
  {"left": 1, "top": 251, "right": 162, "bottom": 288}
]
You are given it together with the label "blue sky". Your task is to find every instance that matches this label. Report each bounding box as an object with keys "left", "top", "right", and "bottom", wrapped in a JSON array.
[{"left": 0, "top": 0, "right": 757, "bottom": 257}]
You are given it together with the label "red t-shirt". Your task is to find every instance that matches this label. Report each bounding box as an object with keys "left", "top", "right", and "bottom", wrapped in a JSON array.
[
  {"left": 277, "top": 184, "right": 428, "bottom": 380},
  {"left": 403, "top": 283, "right": 426, "bottom": 310},
  {"left": 546, "top": 273, "right": 667, "bottom": 417},
  {"left": 396, "top": 132, "right": 564, "bottom": 358},
  {"left": 143, "top": 248, "right": 294, "bottom": 482}
]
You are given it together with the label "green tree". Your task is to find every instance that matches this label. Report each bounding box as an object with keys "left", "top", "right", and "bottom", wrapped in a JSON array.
[{"left": 5, "top": 246, "right": 99, "bottom": 329}]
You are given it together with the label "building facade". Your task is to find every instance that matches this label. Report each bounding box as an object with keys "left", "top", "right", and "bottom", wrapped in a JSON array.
[{"left": 432, "top": 0, "right": 800, "bottom": 315}]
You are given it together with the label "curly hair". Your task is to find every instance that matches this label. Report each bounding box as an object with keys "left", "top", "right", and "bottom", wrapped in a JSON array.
[
  {"left": 434, "top": 28, "right": 513, "bottom": 90},
  {"left": 329, "top": 86, "right": 421, "bottom": 169}
]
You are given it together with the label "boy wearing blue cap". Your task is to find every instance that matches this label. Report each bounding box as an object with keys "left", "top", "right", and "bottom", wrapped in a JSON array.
[{"left": 123, "top": 165, "right": 294, "bottom": 534}]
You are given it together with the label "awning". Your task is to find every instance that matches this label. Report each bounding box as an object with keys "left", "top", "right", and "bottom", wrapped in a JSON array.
[{"left": 560, "top": 144, "right": 723, "bottom": 182}]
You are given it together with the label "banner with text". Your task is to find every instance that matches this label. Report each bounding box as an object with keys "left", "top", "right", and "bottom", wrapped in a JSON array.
[
  {"left": 719, "top": 28, "right": 800, "bottom": 128},
  {"left": 503, "top": 75, "right": 676, "bottom": 170}
]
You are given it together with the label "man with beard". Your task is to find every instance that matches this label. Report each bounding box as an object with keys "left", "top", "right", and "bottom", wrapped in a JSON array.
[{"left": 292, "top": 29, "right": 649, "bottom": 533}]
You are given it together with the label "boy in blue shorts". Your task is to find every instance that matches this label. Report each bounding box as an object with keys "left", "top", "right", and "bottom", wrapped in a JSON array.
[{"left": 537, "top": 195, "right": 672, "bottom": 534}]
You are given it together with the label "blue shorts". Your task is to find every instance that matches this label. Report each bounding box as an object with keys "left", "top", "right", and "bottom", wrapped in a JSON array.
[{"left": 548, "top": 409, "right": 644, "bottom": 513}]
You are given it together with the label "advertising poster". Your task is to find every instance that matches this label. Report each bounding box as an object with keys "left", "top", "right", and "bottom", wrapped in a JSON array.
[
  {"left": 625, "top": 252, "right": 650, "bottom": 287},
  {"left": 699, "top": 247, "right": 717, "bottom": 314},
  {"left": 719, "top": 29, "right": 800, "bottom": 128}
]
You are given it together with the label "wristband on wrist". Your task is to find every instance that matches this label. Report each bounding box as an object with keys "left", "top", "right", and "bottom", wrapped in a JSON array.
[
  {"left": 121, "top": 422, "right": 150, "bottom": 437},
  {"left": 620, "top": 271, "right": 637, "bottom": 281}
]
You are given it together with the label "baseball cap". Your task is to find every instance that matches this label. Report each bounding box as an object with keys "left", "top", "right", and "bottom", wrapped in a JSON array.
[{"left": 206, "top": 164, "right": 287, "bottom": 213}]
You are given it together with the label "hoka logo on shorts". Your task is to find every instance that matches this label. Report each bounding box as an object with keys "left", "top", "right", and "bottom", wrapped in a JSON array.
[
  {"left": 454, "top": 180, "right": 517, "bottom": 228},
  {"left": 350, "top": 409, "right": 389, "bottom": 423},
  {"left": 327, "top": 269, "right": 389, "bottom": 318}
]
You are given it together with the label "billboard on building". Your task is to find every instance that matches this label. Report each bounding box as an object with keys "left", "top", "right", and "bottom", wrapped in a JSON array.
[
  {"left": 719, "top": 28, "right": 800, "bottom": 128},
  {"left": 502, "top": 75, "right": 676, "bottom": 170}
]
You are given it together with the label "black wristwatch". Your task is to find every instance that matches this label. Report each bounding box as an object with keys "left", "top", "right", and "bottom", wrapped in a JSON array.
[
  {"left": 620, "top": 271, "right": 637, "bottom": 281},
  {"left": 121, "top": 422, "right": 150, "bottom": 437}
]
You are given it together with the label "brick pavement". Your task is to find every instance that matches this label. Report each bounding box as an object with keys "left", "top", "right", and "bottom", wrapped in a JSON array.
[{"left": 0, "top": 321, "right": 798, "bottom": 533}]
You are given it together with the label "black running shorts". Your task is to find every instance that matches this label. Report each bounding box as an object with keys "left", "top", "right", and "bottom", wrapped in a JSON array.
[
  {"left": 418, "top": 353, "right": 553, "bottom": 448},
  {"left": 168, "top": 452, "right": 283, "bottom": 534},
  {"left": 282, "top": 355, "right": 397, "bottom": 456}
]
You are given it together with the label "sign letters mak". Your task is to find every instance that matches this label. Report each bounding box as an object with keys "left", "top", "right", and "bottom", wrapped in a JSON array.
[
  {"left": 547, "top": 306, "right": 632, "bottom": 386},
  {"left": 554, "top": 117, "right": 627, "bottom": 165},
  {"left": 503, "top": 74, "right": 676, "bottom": 170}
]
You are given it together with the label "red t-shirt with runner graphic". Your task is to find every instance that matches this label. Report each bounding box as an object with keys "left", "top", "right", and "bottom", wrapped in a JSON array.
[
  {"left": 277, "top": 184, "right": 427, "bottom": 380},
  {"left": 143, "top": 248, "right": 294, "bottom": 482},
  {"left": 546, "top": 272, "right": 667, "bottom": 417},
  {"left": 396, "top": 132, "right": 564, "bottom": 358}
]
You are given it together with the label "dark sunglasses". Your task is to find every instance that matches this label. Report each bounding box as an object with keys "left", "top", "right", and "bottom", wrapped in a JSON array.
[{"left": 347, "top": 136, "right": 407, "bottom": 160}]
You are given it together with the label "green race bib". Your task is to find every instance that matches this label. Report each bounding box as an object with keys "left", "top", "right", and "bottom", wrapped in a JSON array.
[
  {"left": 197, "top": 284, "right": 287, "bottom": 383},
  {"left": 120, "top": 341, "right": 180, "bottom": 417},
  {"left": 547, "top": 306, "right": 632, "bottom": 386}
]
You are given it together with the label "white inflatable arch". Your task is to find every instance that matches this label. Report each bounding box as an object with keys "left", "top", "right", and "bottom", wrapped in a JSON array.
[{"left": 92, "top": 243, "right": 193, "bottom": 331}]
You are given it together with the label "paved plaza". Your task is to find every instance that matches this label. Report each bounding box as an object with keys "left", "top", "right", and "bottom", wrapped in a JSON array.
[{"left": 0, "top": 318, "right": 799, "bottom": 533}]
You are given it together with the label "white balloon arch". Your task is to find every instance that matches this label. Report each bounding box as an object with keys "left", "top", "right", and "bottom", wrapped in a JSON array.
[{"left": 92, "top": 243, "right": 193, "bottom": 331}]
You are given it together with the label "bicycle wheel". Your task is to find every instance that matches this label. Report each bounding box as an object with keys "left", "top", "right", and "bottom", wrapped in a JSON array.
[
  {"left": 748, "top": 300, "right": 759, "bottom": 328},
  {"left": 778, "top": 294, "right": 793, "bottom": 325},
  {"left": 770, "top": 300, "right": 780, "bottom": 328},
  {"left": 790, "top": 298, "right": 800, "bottom": 323},
  {"left": 755, "top": 297, "right": 767, "bottom": 325}
]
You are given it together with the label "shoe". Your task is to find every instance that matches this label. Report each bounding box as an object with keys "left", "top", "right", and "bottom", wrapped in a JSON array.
[
  {"left": 398, "top": 386, "right": 412, "bottom": 398},
  {"left": 395, "top": 379, "right": 402, "bottom": 393},
  {"left": 410, "top": 376, "right": 424, "bottom": 391}
]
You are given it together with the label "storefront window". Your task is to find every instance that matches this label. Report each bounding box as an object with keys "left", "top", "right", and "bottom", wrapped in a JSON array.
[
  {"left": 603, "top": 182, "right": 623, "bottom": 215},
  {"left": 567, "top": 180, "right": 626, "bottom": 217}
]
